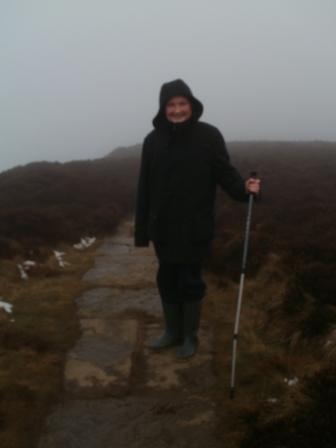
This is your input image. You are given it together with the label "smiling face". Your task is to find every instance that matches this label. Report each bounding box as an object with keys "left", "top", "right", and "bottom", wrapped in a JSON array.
[{"left": 165, "top": 96, "right": 193, "bottom": 123}]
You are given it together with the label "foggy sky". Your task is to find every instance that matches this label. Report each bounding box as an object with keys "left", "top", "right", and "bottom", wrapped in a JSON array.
[{"left": 1, "top": 0, "right": 336, "bottom": 172}]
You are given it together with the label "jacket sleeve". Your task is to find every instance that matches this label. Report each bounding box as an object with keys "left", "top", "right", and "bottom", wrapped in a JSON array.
[
  {"left": 134, "top": 137, "right": 152, "bottom": 246},
  {"left": 212, "top": 129, "right": 249, "bottom": 202}
]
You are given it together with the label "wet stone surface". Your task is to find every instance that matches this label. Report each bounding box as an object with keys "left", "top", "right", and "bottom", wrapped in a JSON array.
[
  {"left": 39, "top": 395, "right": 218, "bottom": 448},
  {"left": 83, "top": 253, "right": 157, "bottom": 287},
  {"left": 96, "top": 241, "right": 131, "bottom": 255},
  {"left": 76, "top": 288, "right": 162, "bottom": 317},
  {"left": 39, "top": 220, "right": 219, "bottom": 448}
]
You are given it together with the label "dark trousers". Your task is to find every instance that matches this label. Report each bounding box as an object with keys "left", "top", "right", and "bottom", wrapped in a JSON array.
[{"left": 156, "top": 260, "right": 206, "bottom": 303}]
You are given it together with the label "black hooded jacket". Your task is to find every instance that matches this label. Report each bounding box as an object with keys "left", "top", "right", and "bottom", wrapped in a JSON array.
[{"left": 135, "top": 79, "right": 248, "bottom": 263}]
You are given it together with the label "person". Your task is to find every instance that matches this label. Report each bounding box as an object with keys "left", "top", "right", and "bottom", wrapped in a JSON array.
[{"left": 134, "top": 79, "right": 260, "bottom": 359}]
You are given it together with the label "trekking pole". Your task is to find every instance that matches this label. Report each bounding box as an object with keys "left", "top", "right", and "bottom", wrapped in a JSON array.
[{"left": 229, "top": 171, "right": 258, "bottom": 399}]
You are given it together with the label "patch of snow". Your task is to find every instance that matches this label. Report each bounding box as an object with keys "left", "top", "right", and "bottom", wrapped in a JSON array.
[
  {"left": 284, "top": 377, "right": 299, "bottom": 387},
  {"left": 73, "top": 236, "right": 96, "bottom": 250},
  {"left": 18, "top": 260, "right": 38, "bottom": 279},
  {"left": 0, "top": 299, "right": 13, "bottom": 314},
  {"left": 17, "top": 264, "right": 28, "bottom": 280},
  {"left": 288, "top": 377, "right": 299, "bottom": 386},
  {"left": 23, "top": 260, "right": 36, "bottom": 270},
  {"left": 54, "top": 251, "right": 65, "bottom": 258},
  {"left": 53, "top": 250, "right": 69, "bottom": 268}
]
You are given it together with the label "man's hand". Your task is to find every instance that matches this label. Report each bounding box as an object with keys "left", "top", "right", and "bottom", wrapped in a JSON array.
[{"left": 245, "top": 177, "right": 261, "bottom": 195}]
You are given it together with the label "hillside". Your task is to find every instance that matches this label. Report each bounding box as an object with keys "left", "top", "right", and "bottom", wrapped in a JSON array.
[
  {"left": 1, "top": 141, "right": 336, "bottom": 446},
  {"left": 0, "top": 151, "right": 140, "bottom": 259},
  {"left": 208, "top": 141, "right": 336, "bottom": 447}
]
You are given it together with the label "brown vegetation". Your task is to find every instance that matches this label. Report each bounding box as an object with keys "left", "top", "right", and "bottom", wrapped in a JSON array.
[
  {"left": 207, "top": 141, "right": 336, "bottom": 447},
  {"left": 0, "top": 244, "right": 97, "bottom": 448},
  {"left": 0, "top": 150, "right": 140, "bottom": 259}
]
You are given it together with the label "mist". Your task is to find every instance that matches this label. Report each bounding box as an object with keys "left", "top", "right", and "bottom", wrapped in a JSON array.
[{"left": 1, "top": 0, "right": 336, "bottom": 172}]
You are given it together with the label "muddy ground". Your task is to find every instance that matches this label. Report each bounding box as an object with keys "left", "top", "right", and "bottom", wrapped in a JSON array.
[{"left": 38, "top": 220, "right": 250, "bottom": 448}]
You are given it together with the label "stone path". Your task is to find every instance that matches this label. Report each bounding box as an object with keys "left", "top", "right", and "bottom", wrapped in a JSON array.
[{"left": 39, "top": 220, "right": 220, "bottom": 448}]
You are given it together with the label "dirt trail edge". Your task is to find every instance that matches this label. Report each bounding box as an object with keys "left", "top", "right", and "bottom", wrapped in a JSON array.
[{"left": 39, "top": 220, "right": 221, "bottom": 448}]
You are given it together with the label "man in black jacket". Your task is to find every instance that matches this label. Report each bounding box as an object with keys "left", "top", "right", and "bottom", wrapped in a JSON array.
[{"left": 135, "top": 79, "right": 260, "bottom": 358}]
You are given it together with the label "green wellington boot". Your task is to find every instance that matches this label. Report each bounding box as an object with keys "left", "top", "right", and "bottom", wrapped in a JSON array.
[
  {"left": 176, "top": 300, "right": 202, "bottom": 359},
  {"left": 149, "top": 301, "right": 183, "bottom": 349}
]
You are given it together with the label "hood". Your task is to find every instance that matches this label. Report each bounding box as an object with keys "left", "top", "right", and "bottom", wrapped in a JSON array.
[{"left": 152, "top": 79, "right": 203, "bottom": 129}]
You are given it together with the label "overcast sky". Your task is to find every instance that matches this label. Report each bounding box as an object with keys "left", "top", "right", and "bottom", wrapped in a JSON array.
[{"left": 1, "top": 0, "right": 335, "bottom": 172}]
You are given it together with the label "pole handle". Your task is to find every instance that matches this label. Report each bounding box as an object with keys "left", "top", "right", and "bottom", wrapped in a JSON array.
[{"left": 248, "top": 171, "right": 259, "bottom": 198}]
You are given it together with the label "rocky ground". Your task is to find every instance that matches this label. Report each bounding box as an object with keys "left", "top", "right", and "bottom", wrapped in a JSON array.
[{"left": 39, "top": 221, "right": 223, "bottom": 448}]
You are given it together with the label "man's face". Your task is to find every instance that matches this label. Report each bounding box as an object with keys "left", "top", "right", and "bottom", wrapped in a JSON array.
[{"left": 165, "top": 96, "right": 192, "bottom": 123}]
